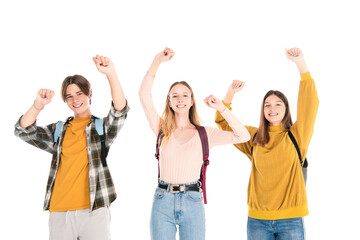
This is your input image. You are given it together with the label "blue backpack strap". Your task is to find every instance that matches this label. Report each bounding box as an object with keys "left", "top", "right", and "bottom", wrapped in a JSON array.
[
  {"left": 54, "top": 122, "right": 64, "bottom": 144},
  {"left": 95, "top": 118, "right": 108, "bottom": 167},
  {"left": 54, "top": 118, "right": 108, "bottom": 167},
  {"left": 95, "top": 118, "right": 103, "bottom": 135}
]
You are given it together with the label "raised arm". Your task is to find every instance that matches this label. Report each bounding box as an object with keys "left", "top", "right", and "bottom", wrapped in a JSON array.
[
  {"left": 214, "top": 80, "right": 257, "bottom": 158},
  {"left": 20, "top": 89, "right": 55, "bottom": 128},
  {"left": 204, "top": 94, "right": 250, "bottom": 145},
  {"left": 15, "top": 89, "right": 57, "bottom": 154},
  {"left": 216, "top": 80, "right": 245, "bottom": 132},
  {"left": 93, "top": 55, "right": 126, "bottom": 111},
  {"left": 286, "top": 48, "right": 319, "bottom": 152},
  {"left": 139, "top": 47, "right": 175, "bottom": 94},
  {"left": 223, "top": 80, "right": 245, "bottom": 104},
  {"left": 139, "top": 48, "right": 175, "bottom": 134}
]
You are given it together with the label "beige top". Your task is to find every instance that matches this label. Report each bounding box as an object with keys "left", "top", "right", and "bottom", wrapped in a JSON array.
[{"left": 140, "top": 75, "right": 250, "bottom": 184}]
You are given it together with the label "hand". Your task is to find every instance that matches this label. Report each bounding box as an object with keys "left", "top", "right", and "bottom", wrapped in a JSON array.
[
  {"left": 93, "top": 55, "right": 116, "bottom": 75},
  {"left": 204, "top": 95, "right": 226, "bottom": 112},
  {"left": 223, "top": 80, "right": 245, "bottom": 104},
  {"left": 285, "top": 47, "right": 309, "bottom": 73},
  {"left": 154, "top": 47, "right": 175, "bottom": 63},
  {"left": 285, "top": 48, "right": 305, "bottom": 64},
  {"left": 34, "top": 89, "right": 55, "bottom": 109},
  {"left": 228, "top": 80, "right": 245, "bottom": 93}
]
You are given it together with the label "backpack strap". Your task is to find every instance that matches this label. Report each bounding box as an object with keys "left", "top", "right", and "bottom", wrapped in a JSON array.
[
  {"left": 155, "top": 130, "right": 163, "bottom": 179},
  {"left": 288, "top": 130, "right": 308, "bottom": 185},
  {"left": 251, "top": 130, "right": 307, "bottom": 185},
  {"left": 287, "top": 130, "right": 308, "bottom": 168},
  {"left": 195, "top": 126, "right": 209, "bottom": 204},
  {"left": 95, "top": 118, "right": 108, "bottom": 167},
  {"left": 154, "top": 126, "right": 210, "bottom": 204},
  {"left": 95, "top": 118, "right": 103, "bottom": 135},
  {"left": 251, "top": 131, "right": 307, "bottom": 168},
  {"left": 250, "top": 132, "right": 257, "bottom": 156},
  {"left": 54, "top": 118, "right": 107, "bottom": 167},
  {"left": 54, "top": 122, "right": 64, "bottom": 144}
]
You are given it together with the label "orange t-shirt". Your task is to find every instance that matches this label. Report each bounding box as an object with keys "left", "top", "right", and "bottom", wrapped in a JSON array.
[{"left": 49, "top": 117, "right": 91, "bottom": 212}]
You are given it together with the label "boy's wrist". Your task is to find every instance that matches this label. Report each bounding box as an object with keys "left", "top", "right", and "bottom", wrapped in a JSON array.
[{"left": 33, "top": 100, "right": 44, "bottom": 111}]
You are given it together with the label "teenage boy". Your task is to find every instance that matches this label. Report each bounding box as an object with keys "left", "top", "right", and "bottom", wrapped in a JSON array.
[{"left": 14, "top": 55, "right": 129, "bottom": 240}]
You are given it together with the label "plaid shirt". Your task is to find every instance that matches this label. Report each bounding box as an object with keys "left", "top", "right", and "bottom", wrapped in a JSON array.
[{"left": 14, "top": 102, "right": 129, "bottom": 212}]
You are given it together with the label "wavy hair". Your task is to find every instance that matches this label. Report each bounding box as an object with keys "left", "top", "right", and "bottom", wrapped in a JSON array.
[{"left": 159, "top": 81, "right": 201, "bottom": 145}]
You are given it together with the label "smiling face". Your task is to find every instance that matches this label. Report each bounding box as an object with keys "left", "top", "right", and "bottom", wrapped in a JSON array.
[
  {"left": 168, "top": 84, "right": 194, "bottom": 114},
  {"left": 263, "top": 94, "right": 286, "bottom": 126},
  {"left": 65, "top": 84, "right": 92, "bottom": 117}
]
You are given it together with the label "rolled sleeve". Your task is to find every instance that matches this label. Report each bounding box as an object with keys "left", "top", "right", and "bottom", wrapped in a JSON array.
[
  {"left": 14, "top": 116, "right": 37, "bottom": 136},
  {"left": 110, "top": 100, "right": 130, "bottom": 118},
  {"left": 14, "top": 116, "right": 56, "bottom": 154},
  {"left": 103, "top": 100, "right": 130, "bottom": 148}
]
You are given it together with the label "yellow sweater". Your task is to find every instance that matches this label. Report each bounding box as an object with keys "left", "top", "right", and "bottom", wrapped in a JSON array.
[{"left": 215, "top": 72, "right": 319, "bottom": 220}]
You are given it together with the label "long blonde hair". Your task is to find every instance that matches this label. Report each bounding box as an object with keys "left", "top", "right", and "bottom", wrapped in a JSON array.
[{"left": 159, "top": 81, "right": 201, "bottom": 145}]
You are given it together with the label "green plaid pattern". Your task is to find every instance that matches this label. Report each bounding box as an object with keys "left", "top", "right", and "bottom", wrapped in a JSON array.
[{"left": 14, "top": 102, "right": 129, "bottom": 211}]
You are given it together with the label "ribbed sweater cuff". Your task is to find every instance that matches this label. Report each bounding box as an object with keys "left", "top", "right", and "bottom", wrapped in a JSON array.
[
  {"left": 222, "top": 100, "right": 232, "bottom": 110},
  {"left": 300, "top": 72, "right": 311, "bottom": 81}
]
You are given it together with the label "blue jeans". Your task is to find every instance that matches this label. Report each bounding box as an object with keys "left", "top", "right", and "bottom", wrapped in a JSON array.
[
  {"left": 150, "top": 180, "right": 205, "bottom": 240},
  {"left": 247, "top": 217, "right": 305, "bottom": 240}
]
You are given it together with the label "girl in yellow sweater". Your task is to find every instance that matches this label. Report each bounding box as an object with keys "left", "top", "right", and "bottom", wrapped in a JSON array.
[{"left": 215, "top": 48, "right": 319, "bottom": 240}]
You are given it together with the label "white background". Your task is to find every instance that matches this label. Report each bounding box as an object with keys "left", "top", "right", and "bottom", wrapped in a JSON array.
[{"left": 1, "top": 0, "right": 359, "bottom": 239}]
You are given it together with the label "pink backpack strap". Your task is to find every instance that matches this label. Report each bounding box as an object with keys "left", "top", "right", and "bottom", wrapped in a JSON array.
[
  {"left": 155, "top": 126, "right": 210, "bottom": 204},
  {"left": 155, "top": 130, "right": 163, "bottom": 179},
  {"left": 195, "top": 126, "right": 210, "bottom": 204}
]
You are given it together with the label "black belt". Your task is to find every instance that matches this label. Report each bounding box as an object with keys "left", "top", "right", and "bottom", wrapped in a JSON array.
[{"left": 158, "top": 182, "right": 202, "bottom": 193}]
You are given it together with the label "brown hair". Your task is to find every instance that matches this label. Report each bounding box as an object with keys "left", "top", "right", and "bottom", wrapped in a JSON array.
[
  {"left": 61, "top": 75, "right": 92, "bottom": 102},
  {"left": 253, "top": 90, "right": 293, "bottom": 146},
  {"left": 159, "top": 81, "right": 201, "bottom": 145}
]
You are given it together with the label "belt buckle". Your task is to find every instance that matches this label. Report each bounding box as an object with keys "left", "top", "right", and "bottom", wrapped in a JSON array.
[{"left": 168, "top": 184, "right": 185, "bottom": 193}]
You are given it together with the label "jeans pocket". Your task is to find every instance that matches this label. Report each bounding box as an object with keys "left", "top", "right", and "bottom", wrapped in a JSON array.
[
  {"left": 153, "top": 188, "right": 166, "bottom": 200},
  {"left": 185, "top": 191, "right": 203, "bottom": 202}
]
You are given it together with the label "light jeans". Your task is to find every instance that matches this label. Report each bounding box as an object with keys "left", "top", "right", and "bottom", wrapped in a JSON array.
[
  {"left": 150, "top": 180, "right": 205, "bottom": 240},
  {"left": 49, "top": 207, "right": 111, "bottom": 240},
  {"left": 247, "top": 216, "right": 305, "bottom": 240}
]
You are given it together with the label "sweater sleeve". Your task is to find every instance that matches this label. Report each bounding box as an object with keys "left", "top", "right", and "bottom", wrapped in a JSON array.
[
  {"left": 139, "top": 74, "right": 162, "bottom": 136},
  {"left": 207, "top": 108, "right": 250, "bottom": 148},
  {"left": 214, "top": 102, "right": 257, "bottom": 159},
  {"left": 291, "top": 72, "right": 319, "bottom": 160}
]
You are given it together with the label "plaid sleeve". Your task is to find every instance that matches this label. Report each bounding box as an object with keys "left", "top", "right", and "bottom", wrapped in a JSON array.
[
  {"left": 103, "top": 100, "right": 130, "bottom": 148},
  {"left": 14, "top": 116, "right": 58, "bottom": 154}
]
